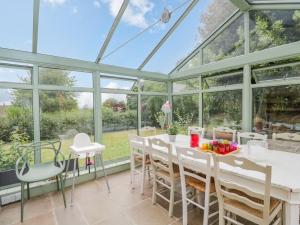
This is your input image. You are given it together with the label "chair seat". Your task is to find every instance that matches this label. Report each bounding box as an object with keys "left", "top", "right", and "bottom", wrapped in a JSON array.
[
  {"left": 134, "top": 154, "right": 151, "bottom": 165},
  {"left": 18, "top": 162, "right": 64, "bottom": 183},
  {"left": 186, "top": 176, "right": 216, "bottom": 193},
  {"left": 224, "top": 195, "right": 281, "bottom": 218}
]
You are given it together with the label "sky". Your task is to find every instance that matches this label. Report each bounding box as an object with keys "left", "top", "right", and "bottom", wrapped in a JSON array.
[{"left": 0, "top": 0, "right": 216, "bottom": 74}]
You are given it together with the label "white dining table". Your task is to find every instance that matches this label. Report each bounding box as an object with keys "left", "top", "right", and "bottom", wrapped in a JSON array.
[{"left": 146, "top": 134, "right": 300, "bottom": 225}]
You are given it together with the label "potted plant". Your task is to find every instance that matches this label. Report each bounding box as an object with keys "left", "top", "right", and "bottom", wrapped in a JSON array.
[{"left": 167, "top": 124, "right": 178, "bottom": 142}]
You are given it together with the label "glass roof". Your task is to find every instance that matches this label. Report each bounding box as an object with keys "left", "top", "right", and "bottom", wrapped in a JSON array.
[
  {"left": 0, "top": 0, "right": 33, "bottom": 51},
  {"left": 100, "top": 0, "right": 187, "bottom": 69},
  {"left": 143, "top": 0, "right": 237, "bottom": 73},
  {"left": 0, "top": 0, "right": 298, "bottom": 74},
  {"left": 38, "top": 0, "right": 119, "bottom": 61}
]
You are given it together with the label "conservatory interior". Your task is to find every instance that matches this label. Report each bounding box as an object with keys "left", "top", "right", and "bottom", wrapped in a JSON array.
[{"left": 1, "top": 0, "right": 300, "bottom": 224}]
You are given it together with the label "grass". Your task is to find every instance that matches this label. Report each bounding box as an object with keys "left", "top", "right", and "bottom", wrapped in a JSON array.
[{"left": 1, "top": 128, "right": 166, "bottom": 171}]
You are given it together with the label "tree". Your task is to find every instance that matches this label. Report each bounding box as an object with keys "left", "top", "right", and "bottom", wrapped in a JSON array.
[{"left": 13, "top": 68, "right": 77, "bottom": 113}]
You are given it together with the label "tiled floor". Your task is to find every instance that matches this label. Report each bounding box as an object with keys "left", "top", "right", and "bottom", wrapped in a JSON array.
[{"left": 0, "top": 171, "right": 207, "bottom": 225}]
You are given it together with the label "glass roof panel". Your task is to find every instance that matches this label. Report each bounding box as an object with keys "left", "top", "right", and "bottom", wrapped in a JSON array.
[
  {"left": 143, "top": 0, "right": 237, "bottom": 74},
  {"left": 0, "top": 0, "right": 33, "bottom": 51},
  {"left": 38, "top": 0, "right": 118, "bottom": 61},
  {"left": 100, "top": 0, "right": 187, "bottom": 69}
]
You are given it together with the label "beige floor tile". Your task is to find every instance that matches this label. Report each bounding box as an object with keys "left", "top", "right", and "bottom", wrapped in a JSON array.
[
  {"left": 125, "top": 199, "right": 176, "bottom": 225},
  {"left": 14, "top": 212, "right": 56, "bottom": 225},
  {"left": 93, "top": 213, "right": 134, "bottom": 225},
  {"left": 0, "top": 202, "right": 21, "bottom": 225},
  {"left": 54, "top": 203, "right": 88, "bottom": 225}
]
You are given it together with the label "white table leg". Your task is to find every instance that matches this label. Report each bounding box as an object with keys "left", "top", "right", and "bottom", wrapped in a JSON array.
[
  {"left": 71, "top": 156, "right": 77, "bottom": 206},
  {"left": 284, "top": 202, "right": 299, "bottom": 225}
]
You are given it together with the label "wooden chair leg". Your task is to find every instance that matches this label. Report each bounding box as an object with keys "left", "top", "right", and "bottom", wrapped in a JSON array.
[
  {"left": 59, "top": 175, "right": 67, "bottom": 208},
  {"left": 152, "top": 176, "right": 157, "bottom": 205},
  {"left": 26, "top": 182, "right": 30, "bottom": 200},
  {"left": 21, "top": 182, "right": 24, "bottom": 222},
  {"left": 141, "top": 157, "right": 146, "bottom": 195},
  {"left": 93, "top": 155, "right": 97, "bottom": 179},
  {"left": 168, "top": 184, "right": 175, "bottom": 217}
]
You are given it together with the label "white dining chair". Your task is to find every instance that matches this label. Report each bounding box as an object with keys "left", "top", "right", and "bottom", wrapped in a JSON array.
[
  {"left": 213, "top": 154, "right": 282, "bottom": 225},
  {"left": 272, "top": 132, "right": 300, "bottom": 141},
  {"left": 213, "top": 127, "right": 237, "bottom": 142},
  {"left": 148, "top": 138, "right": 181, "bottom": 217},
  {"left": 128, "top": 134, "right": 151, "bottom": 195},
  {"left": 187, "top": 126, "right": 205, "bottom": 139},
  {"left": 140, "top": 126, "right": 157, "bottom": 137},
  {"left": 176, "top": 146, "right": 218, "bottom": 225},
  {"left": 237, "top": 132, "right": 268, "bottom": 145}
]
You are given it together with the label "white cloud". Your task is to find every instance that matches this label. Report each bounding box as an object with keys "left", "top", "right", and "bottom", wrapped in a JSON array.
[
  {"left": 77, "top": 93, "right": 93, "bottom": 109},
  {"left": 43, "top": 0, "right": 67, "bottom": 6},
  {"left": 93, "top": 0, "right": 101, "bottom": 8},
  {"left": 72, "top": 6, "right": 78, "bottom": 14},
  {"left": 102, "top": 0, "right": 154, "bottom": 29}
]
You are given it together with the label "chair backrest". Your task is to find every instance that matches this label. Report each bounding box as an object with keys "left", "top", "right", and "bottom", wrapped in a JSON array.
[
  {"left": 213, "top": 127, "right": 237, "bottom": 142},
  {"left": 16, "top": 141, "right": 65, "bottom": 180},
  {"left": 237, "top": 132, "right": 267, "bottom": 145},
  {"left": 176, "top": 146, "right": 212, "bottom": 195},
  {"left": 128, "top": 134, "right": 146, "bottom": 156},
  {"left": 73, "top": 133, "right": 92, "bottom": 148},
  {"left": 140, "top": 126, "right": 157, "bottom": 137},
  {"left": 188, "top": 126, "right": 205, "bottom": 139},
  {"left": 272, "top": 132, "right": 300, "bottom": 142},
  {"left": 213, "top": 154, "right": 272, "bottom": 223},
  {"left": 148, "top": 138, "right": 175, "bottom": 178}
]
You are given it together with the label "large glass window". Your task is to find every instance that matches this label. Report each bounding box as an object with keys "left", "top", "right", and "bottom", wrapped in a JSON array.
[
  {"left": 173, "top": 78, "right": 199, "bottom": 93},
  {"left": 101, "top": 77, "right": 138, "bottom": 91},
  {"left": 101, "top": 93, "right": 137, "bottom": 163},
  {"left": 141, "top": 95, "right": 166, "bottom": 129},
  {"left": 253, "top": 85, "right": 300, "bottom": 136},
  {"left": 203, "top": 15, "right": 244, "bottom": 64},
  {"left": 39, "top": 91, "right": 94, "bottom": 163},
  {"left": 203, "top": 90, "right": 242, "bottom": 138},
  {"left": 250, "top": 10, "right": 300, "bottom": 52},
  {"left": 0, "top": 89, "right": 33, "bottom": 171},
  {"left": 39, "top": 68, "right": 93, "bottom": 88},
  {"left": 0, "top": 66, "right": 32, "bottom": 84},
  {"left": 140, "top": 80, "right": 167, "bottom": 93},
  {"left": 173, "top": 95, "right": 199, "bottom": 134},
  {"left": 202, "top": 72, "right": 243, "bottom": 89}
]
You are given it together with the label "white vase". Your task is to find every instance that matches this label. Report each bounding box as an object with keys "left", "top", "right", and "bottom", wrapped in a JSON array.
[{"left": 169, "top": 135, "right": 176, "bottom": 142}]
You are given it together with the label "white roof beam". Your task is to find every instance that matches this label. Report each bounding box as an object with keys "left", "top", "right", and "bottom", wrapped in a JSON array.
[
  {"left": 96, "top": 0, "right": 129, "bottom": 63},
  {"left": 137, "top": 0, "right": 199, "bottom": 70},
  {"left": 32, "top": 0, "right": 40, "bottom": 53}
]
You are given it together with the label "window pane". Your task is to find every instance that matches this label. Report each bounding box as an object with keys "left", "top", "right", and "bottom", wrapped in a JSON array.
[
  {"left": 0, "top": 89, "right": 33, "bottom": 171},
  {"left": 203, "top": 15, "right": 244, "bottom": 64},
  {"left": 141, "top": 95, "right": 166, "bottom": 129},
  {"left": 203, "top": 90, "right": 242, "bottom": 138},
  {"left": 101, "top": 77, "right": 138, "bottom": 91},
  {"left": 39, "top": 68, "right": 92, "bottom": 88},
  {"left": 0, "top": 0, "right": 33, "bottom": 51},
  {"left": 39, "top": 0, "right": 117, "bottom": 61},
  {"left": 141, "top": 80, "right": 167, "bottom": 93},
  {"left": 250, "top": 10, "right": 300, "bottom": 52},
  {"left": 173, "top": 95, "right": 199, "bottom": 133},
  {"left": 101, "top": 0, "right": 186, "bottom": 69},
  {"left": 0, "top": 66, "right": 32, "bottom": 84},
  {"left": 253, "top": 85, "right": 300, "bottom": 137},
  {"left": 202, "top": 72, "right": 243, "bottom": 89},
  {"left": 143, "top": 0, "right": 237, "bottom": 73},
  {"left": 252, "top": 63, "right": 300, "bottom": 83},
  {"left": 102, "top": 94, "right": 137, "bottom": 163},
  {"left": 40, "top": 91, "right": 94, "bottom": 164},
  {"left": 173, "top": 78, "right": 200, "bottom": 93}
]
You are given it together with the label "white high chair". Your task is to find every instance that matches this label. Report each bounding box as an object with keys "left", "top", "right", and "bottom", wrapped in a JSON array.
[{"left": 66, "top": 133, "right": 110, "bottom": 205}]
